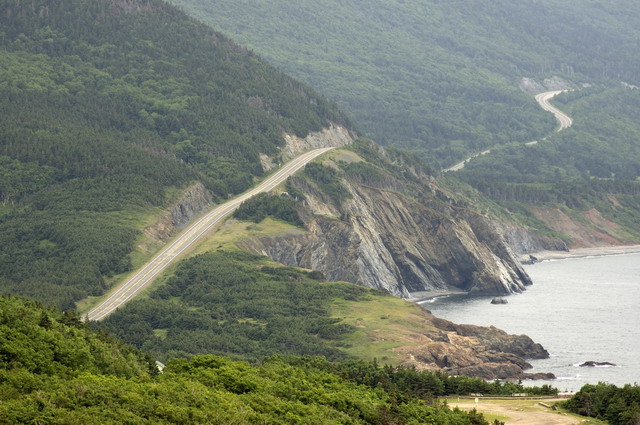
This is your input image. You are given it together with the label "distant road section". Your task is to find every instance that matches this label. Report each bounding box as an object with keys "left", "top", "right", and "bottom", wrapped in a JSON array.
[
  {"left": 534, "top": 90, "right": 573, "bottom": 131},
  {"left": 86, "top": 147, "right": 335, "bottom": 321},
  {"left": 443, "top": 150, "right": 490, "bottom": 173},
  {"left": 443, "top": 90, "right": 573, "bottom": 172}
]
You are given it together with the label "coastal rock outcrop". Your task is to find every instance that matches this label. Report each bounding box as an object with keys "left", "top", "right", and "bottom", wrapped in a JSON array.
[
  {"left": 428, "top": 315, "right": 549, "bottom": 360},
  {"left": 393, "top": 309, "right": 552, "bottom": 380}
]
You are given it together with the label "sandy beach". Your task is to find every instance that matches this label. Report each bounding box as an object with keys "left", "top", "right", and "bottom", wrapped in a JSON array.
[{"left": 521, "top": 244, "right": 640, "bottom": 262}]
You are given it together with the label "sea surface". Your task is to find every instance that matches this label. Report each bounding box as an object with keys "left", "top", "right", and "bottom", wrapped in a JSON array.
[{"left": 420, "top": 252, "right": 640, "bottom": 392}]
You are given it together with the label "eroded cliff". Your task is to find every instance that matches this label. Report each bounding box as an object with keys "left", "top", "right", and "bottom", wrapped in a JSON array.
[{"left": 240, "top": 141, "right": 533, "bottom": 297}]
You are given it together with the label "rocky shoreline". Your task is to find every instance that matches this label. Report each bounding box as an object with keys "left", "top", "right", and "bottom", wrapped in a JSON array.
[
  {"left": 520, "top": 244, "right": 640, "bottom": 263},
  {"left": 393, "top": 307, "right": 555, "bottom": 381}
]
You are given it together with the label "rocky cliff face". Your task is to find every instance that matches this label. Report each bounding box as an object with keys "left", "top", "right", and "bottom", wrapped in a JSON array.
[
  {"left": 240, "top": 145, "right": 533, "bottom": 297},
  {"left": 260, "top": 124, "right": 355, "bottom": 172},
  {"left": 280, "top": 124, "right": 354, "bottom": 161},
  {"left": 140, "top": 183, "right": 213, "bottom": 252},
  {"left": 492, "top": 221, "right": 568, "bottom": 256}
]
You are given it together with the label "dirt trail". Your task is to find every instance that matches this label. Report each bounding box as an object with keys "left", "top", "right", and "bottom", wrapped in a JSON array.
[{"left": 449, "top": 399, "right": 581, "bottom": 425}]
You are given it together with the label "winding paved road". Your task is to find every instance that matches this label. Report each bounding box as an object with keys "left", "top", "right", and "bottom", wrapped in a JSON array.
[
  {"left": 86, "top": 147, "right": 335, "bottom": 321},
  {"left": 534, "top": 90, "right": 573, "bottom": 131},
  {"left": 443, "top": 90, "right": 573, "bottom": 172}
]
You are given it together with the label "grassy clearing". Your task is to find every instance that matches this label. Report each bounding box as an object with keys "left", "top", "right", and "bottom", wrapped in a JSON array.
[
  {"left": 330, "top": 294, "right": 438, "bottom": 362},
  {"left": 191, "top": 217, "right": 306, "bottom": 255},
  {"left": 326, "top": 148, "right": 364, "bottom": 164},
  {"left": 444, "top": 397, "right": 607, "bottom": 425}
]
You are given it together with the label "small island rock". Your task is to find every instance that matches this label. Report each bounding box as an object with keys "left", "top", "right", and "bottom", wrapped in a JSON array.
[{"left": 579, "top": 361, "right": 617, "bottom": 367}]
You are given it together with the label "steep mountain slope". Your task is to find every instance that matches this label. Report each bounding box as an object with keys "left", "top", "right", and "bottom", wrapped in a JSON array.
[
  {"left": 0, "top": 0, "right": 350, "bottom": 309},
  {"left": 458, "top": 85, "right": 640, "bottom": 250},
  {"left": 240, "top": 140, "right": 532, "bottom": 297},
  {"left": 166, "top": 0, "right": 640, "bottom": 166}
]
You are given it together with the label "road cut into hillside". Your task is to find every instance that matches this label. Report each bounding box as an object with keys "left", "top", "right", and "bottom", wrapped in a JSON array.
[{"left": 86, "top": 147, "right": 335, "bottom": 321}]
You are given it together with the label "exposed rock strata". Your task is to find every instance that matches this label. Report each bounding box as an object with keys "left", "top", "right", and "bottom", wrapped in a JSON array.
[
  {"left": 492, "top": 221, "right": 568, "bottom": 256},
  {"left": 531, "top": 206, "right": 631, "bottom": 248},
  {"left": 279, "top": 124, "right": 354, "bottom": 162},
  {"left": 240, "top": 169, "right": 532, "bottom": 297},
  {"left": 142, "top": 183, "right": 213, "bottom": 247},
  {"left": 519, "top": 76, "right": 576, "bottom": 95}
]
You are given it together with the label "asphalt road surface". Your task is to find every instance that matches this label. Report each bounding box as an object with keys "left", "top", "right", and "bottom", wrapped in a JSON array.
[
  {"left": 534, "top": 90, "right": 573, "bottom": 131},
  {"left": 86, "top": 147, "right": 335, "bottom": 321}
]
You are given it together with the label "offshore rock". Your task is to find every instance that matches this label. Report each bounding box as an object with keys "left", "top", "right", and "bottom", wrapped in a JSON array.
[{"left": 580, "top": 361, "right": 617, "bottom": 367}]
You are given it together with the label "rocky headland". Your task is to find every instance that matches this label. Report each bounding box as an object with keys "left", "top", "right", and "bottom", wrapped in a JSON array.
[{"left": 394, "top": 308, "right": 554, "bottom": 380}]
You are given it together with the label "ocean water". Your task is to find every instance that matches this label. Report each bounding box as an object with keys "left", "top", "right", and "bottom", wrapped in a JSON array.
[{"left": 420, "top": 253, "right": 640, "bottom": 392}]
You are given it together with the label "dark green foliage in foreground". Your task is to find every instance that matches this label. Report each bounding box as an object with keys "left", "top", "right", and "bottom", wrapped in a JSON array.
[
  {"left": 562, "top": 383, "right": 640, "bottom": 425},
  {"left": 233, "top": 192, "right": 303, "bottom": 226},
  {"left": 102, "top": 251, "right": 366, "bottom": 362},
  {"left": 285, "top": 357, "right": 558, "bottom": 399},
  {"left": 0, "top": 295, "right": 155, "bottom": 381},
  {"left": 1, "top": 296, "right": 498, "bottom": 424},
  {"left": 0, "top": 0, "right": 348, "bottom": 309}
]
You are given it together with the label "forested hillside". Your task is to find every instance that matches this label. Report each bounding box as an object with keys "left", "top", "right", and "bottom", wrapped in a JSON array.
[
  {"left": 167, "top": 0, "right": 640, "bottom": 166},
  {"left": 457, "top": 86, "right": 640, "bottom": 246},
  {"left": 0, "top": 0, "right": 349, "bottom": 309},
  {"left": 1, "top": 295, "right": 508, "bottom": 424}
]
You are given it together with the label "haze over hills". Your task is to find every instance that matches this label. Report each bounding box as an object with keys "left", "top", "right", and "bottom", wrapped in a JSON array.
[
  {"left": 1, "top": 0, "right": 562, "bottom": 384},
  {"left": 169, "top": 0, "right": 640, "bottom": 249},
  {"left": 0, "top": 0, "right": 549, "bottom": 312},
  {"left": 167, "top": 0, "right": 640, "bottom": 166}
]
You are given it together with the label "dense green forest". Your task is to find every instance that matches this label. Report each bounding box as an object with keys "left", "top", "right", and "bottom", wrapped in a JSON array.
[
  {"left": 166, "top": 0, "right": 640, "bottom": 166},
  {"left": 0, "top": 0, "right": 349, "bottom": 310},
  {"left": 233, "top": 192, "right": 303, "bottom": 226},
  {"left": 101, "top": 250, "right": 367, "bottom": 362},
  {"left": 1, "top": 295, "right": 507, "bottom": 424},
  {"left": 561, "top": 383, "right": 640, "bottom": 425}
]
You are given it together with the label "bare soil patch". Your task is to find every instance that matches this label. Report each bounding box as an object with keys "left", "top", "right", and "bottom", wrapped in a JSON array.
[{"left": 449, "top": 398, "right": 581, "bottom": 425}]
